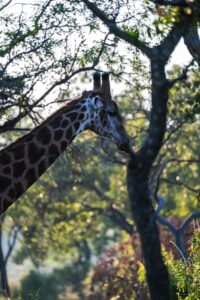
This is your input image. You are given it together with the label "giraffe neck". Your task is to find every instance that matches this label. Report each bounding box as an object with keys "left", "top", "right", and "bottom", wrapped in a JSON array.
[{"left": 0, "top": 96, "right": 90, "bottom": 214}]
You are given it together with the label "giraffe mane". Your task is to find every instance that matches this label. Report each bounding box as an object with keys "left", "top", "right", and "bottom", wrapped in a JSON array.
[{"left": 0, "top": 95, "right": 85, "bottom": 153}]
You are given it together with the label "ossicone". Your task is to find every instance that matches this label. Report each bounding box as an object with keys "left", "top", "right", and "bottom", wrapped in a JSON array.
[{"left": 92, "top": 71, "right": 111, "bottom": 102}]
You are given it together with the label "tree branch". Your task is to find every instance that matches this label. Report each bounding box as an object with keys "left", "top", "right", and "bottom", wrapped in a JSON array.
[
  {"left": 184, "top": 25, "right": 200, "bottom": 65},
  {"left": 83, "top": 203, "right": 134, "bottom": 236},
  {"left": 153, "top": 0, "right": 200, "bottom": 14},
  {"left": 156, "top": 196, "right": 200, "bottom": 259},
  {"left": 152, "top": 0, "right": 189, "bottom": 6},
  {"left": 80, "top": 181, "right": 134, "bottom": 235},
  {"left": 0, "top": 65, "right": 98, "bottom": 133},
  {"left": 81, "top": 0, "right": 151, "bottom": 57},
  {"left": 156, "top": 196, "right": 177, "bottom": 235},
  {"left": 153, "top": 13, "right": 193, "bottom": 63},
  {"left": 168, "top": 59, "right": 194, "bottom": 88},
  {"left": 162, "top": 119, "right": 188, "bottom": 145},
  {"left": 5, "top": 226, "right": 19, "bottom": 265},
  {"left": 161, "top": 178, "right": 199, "bottom": 194},
  {"left": 0, "top": 0, "right": 13, "bottom": 12},
  {"left": 180, "top": 211, "right": 200, "bottom": 232}
]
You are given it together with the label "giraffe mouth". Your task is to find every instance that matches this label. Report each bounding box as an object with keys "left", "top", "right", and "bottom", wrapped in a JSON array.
[
  {"left": 117, "top": 139, "right": 130, "bottom": 153},
  {"left": 113, "top": 130, "right": 130, "bottom": 153},
  {"left": 118, "top": 142, "right": 130, "bottom": 153},
  {"left": 99, "top": 133, "right": 130, "bottom": 153},
  {"left": 103, "top": 132, "right": 130, "bottom": 153}
]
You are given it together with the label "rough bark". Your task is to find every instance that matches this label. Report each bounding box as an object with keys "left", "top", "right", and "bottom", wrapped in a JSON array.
[
  {"left": 127, "top": 61, "right": 171, "bottom": 300},
  {"left": 127, "top": 162, "right": 170, "bottom": 300},
  {"left": 0, "top": 227, "right": 10, "bottom": 297}
]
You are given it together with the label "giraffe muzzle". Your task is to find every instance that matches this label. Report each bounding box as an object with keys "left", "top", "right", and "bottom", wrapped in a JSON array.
[{"left": 118, "top": 136, "right": 130, "bottom": 153}]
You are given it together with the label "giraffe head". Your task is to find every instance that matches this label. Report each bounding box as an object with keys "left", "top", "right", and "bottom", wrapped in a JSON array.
[{"left": 84, "top": 72, "right": 130, "bottom": 153}]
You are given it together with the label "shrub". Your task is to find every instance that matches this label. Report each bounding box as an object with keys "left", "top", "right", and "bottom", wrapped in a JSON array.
[
  {"left": 88, "top": 225, "right": 200, "bottom": 300},
  {"left": 169, "top": 228, "right": 200, "bottom": 300}
]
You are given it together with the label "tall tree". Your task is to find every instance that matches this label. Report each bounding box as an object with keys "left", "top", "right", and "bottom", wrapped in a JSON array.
[{"left": 80, "top": 1, "right": 200, "bottom": 299}]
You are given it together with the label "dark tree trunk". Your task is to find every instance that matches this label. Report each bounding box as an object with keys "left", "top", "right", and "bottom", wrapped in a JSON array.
[
  {"left": 127, "top": 159, "right": 170, "bottom": 300},
  {"left": 127, "top": 61, "right": 171, "bottom": 300},
  {"left": 0, "top": 229, "right": 10, "bottom": 297}
]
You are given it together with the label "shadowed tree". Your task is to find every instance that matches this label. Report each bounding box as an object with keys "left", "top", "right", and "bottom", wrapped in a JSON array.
[{"left": 80, "top": 1, "right": 200, "bottom": 299}]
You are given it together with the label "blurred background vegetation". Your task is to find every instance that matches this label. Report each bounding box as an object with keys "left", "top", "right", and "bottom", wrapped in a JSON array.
[{"left": 0, "top": 0, "right": 199, "bottom": 299}]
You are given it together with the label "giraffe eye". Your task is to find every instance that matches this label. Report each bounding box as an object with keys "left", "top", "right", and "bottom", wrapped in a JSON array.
[{"left": 94, "top": 96, "right": 99, "bottom": 105}]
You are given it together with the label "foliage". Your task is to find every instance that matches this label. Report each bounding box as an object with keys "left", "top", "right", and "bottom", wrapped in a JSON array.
[
  {"left": 88, "top": 226, "right": 200, "bottom": 300},
  {"left": 13, "top": 258, "right": 90, "bottom": 299},
  {"left": 169, "top": 229, "right": 200, "bottom": 300},
  {"left": 88, "top": 236, "right": 148, "bottom": 300},
  {"left": 20, "top": 271, "right": 59, "bottom": 300}
]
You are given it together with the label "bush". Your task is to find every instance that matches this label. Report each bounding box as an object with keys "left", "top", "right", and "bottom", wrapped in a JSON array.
[
  {"left": 88, "top": 236, "right": 148, "bottom": 300},
  {"left": 169, "top": 229, "right": 200, "bottom": 300},
  {"left": 88, "top": 226, "right": 200, "bottom": 300},
  {"left": 20, "top": 270, "right": 60, "bottom": 300}
]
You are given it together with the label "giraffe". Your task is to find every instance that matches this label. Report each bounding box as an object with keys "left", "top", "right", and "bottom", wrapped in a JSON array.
[{"left": 0, "top": 72, "right": 130, "bottom": 214}]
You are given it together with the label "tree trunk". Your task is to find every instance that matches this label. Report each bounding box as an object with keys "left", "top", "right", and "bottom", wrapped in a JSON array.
[
  {"left": 0, "top": 229, "right": 10, "bottom": 297},
  {"left": 127, "top": 158, "right": 170, "bottom": 300},
  {"left": 127, "top": 60, "right": 171, "bottom": 299}
]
